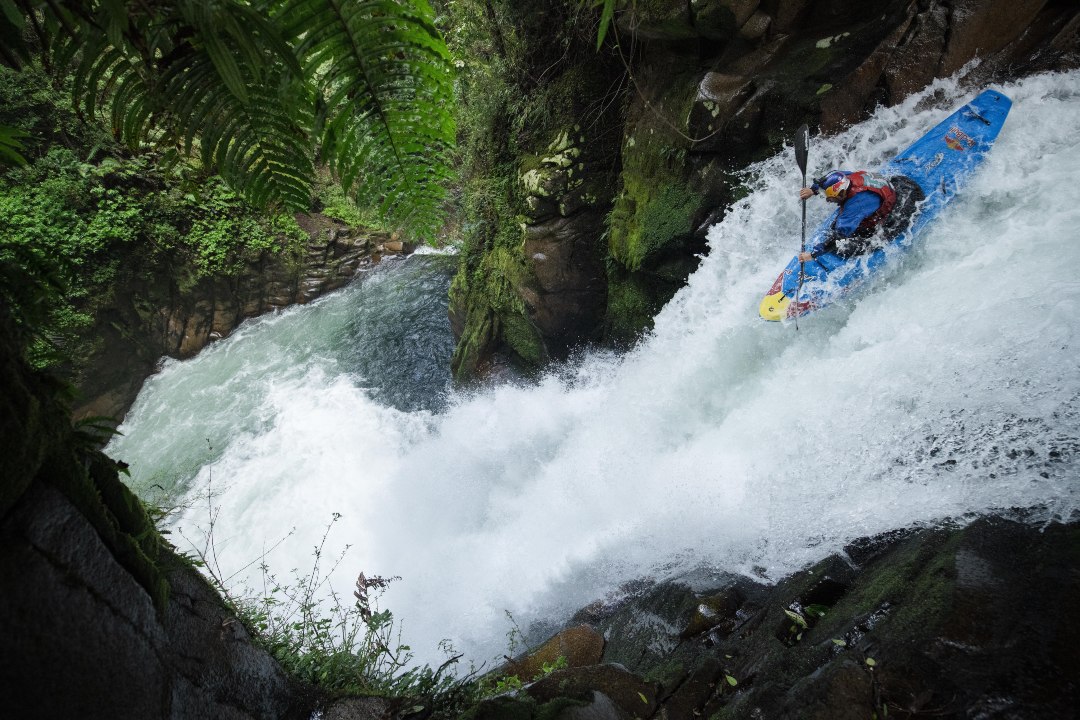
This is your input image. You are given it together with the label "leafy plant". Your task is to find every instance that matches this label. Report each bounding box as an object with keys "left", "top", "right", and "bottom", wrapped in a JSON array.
[
  {"left": 0, "top": 124, "right": 27, "bottom": 165},
  {"left": 780, "top": 602, "right": 831, "bottom": 645},
  {"left": 0, "top": 140, "right": 305, "bottom": 370},
  {"left": 2, "top": 0, "right": 456, "bottom": 240},
  {"left": 475, "top": 654, "right": 569, "bottom": 699},
  {"left": 176, "top": 487, "right": 463, "bottom": 699}
]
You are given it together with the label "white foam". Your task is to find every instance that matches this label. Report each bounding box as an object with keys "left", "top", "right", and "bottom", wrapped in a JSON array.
[{"left": 109, "top": 70, "right": 1080, "bottom": 669}]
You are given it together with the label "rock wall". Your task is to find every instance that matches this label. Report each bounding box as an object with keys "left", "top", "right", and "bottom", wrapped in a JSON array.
[
  {"left": 0, "top": 309, "right": 311, "bottom": 720},
  {"left": 447, "top": 0, "right": 626, "bottom": 378},
  {"left": 71, "top": 214, "right": 402, "bottom": 423},
  {"left": 449, "top": 0, "right": 1080, "bottom": 377},
  {"left": 465, "top": 517, "right": 1080, "bottom": 719}
]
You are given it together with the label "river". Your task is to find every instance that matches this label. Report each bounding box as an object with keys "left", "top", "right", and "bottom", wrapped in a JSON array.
[{"left": 107, "top": 69, "right": 1080, "bottom": 669}]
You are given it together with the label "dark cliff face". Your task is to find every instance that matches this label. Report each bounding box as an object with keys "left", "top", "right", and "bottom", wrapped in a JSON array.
[
  {"left": 448, "top": 0, "right": 1080, "bottom": 378},
  {"left": 70, "top": 215, "right": 398, "bottom": 424},
  {"left": 0, "top": 309, "right": 311, "bottom": 720},
  {"left": 464, "top": 517, "right": 1080, "bottom": 720}
]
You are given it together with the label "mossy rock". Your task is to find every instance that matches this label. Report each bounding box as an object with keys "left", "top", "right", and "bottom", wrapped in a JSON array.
[{"left": 604, "top": 272, "right": 662, "bottom": 347}]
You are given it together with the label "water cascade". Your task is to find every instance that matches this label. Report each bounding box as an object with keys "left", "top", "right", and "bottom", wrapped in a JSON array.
[{"left": 108, "top": 71, "right": 1080, "bottom": 668}]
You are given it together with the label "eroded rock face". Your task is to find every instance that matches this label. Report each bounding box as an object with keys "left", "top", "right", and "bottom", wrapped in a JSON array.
[
  {"left": 0, "top": 311, "right": 312, "bottom": 720},
  {"left": 517, "top": 130, "right": 613, "bottom": 357},
  {"left": 71, "top": 214, "right": 398, "bottom": 423},
  {"left": 2, "top": 485, "right": 302, "bottom": 720},
  {"left": 490, "top": 517, "right": 1080, "bottom": 720}
]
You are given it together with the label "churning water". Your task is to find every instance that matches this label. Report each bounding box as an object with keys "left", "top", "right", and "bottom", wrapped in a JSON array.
[{"left": 108, "top": 70, "right": 1080, "bottom": 669}]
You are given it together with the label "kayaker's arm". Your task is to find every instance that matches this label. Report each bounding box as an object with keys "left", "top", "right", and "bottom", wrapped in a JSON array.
[
  {"left": 798, "top": 193, "right": 882, "bottom": 261},
  {"left": 800, "top": 231, "right": 840, "bottom": 261}
]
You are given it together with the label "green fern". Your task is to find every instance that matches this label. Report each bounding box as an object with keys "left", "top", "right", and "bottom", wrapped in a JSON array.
[
  {"left": 2, "top": 0, "right": 456, "bottom": 239},
  {"left": 0, "top": 124, "right": 28, "bottom": 165},
  {"left": 279, "top": 0, "right": 456, "bottom": 237}
]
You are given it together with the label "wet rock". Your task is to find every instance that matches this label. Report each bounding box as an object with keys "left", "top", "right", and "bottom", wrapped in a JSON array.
[
  {"left": 550, "top": 691, "right": 630, "bottom": 720},
  {"left": 595, "top": 582, "right": 698, "bottom": 674},
  {"left": 71, "top": 214, "right": 389, "bottom": 423},
  {"left": 522, "top": 210, "right": 608, "bottom": 356},
  {"left": 321, "top": 696, "right": 391, "bottom": 720},
  {"left": 527, "top": 664, "right": 661, "bottom": 718},
  {"left": 941, "top": 0, "right": 1051, "bottom": 77},
  {"left": 739, "top": 10, "right": 772, "bottom": 40},
  {"left": 501, "top": 625, "right": 606, "bottom": 682},
  {"left": 508, "top": 518, "right": 1080, "bottom": 719},
  {"left": 660, "top": 657, "right": 725, "bottom": 718},
  {"left": 679, "top": 586, "right": 746, "bottom": 639},
  {"left": 688, "top": 73, "right": 756, "bottom": 151}
]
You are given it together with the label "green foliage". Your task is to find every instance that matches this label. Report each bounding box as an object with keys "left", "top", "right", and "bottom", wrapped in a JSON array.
[
  {"left": 483, "top": 673, "right": 524, "bottom": 696},
  {"left": 582, "top": 0, "right": 627, "bottom": 48},
  {"left": 2, "top": 0, "right": 456, "bottom": 240},
  {"left": 476, "top": 654, "right": 569, "bottom": 699},
  {"left": 187, "top": 510, "right": 464, "bottom": 699},
  {"left": 316, "top": 174, "right": 385, "bottom": 229},
  {"left": 0, "top": 123, "right": 27, "bottom": 165},
  {"left": 0, "top": 140, "right": 304, "bottom": 370},
  {"left": 608, "top": 178, "right": 701, "bottom": 271},
  {"left": 604, "top": 270, "right": 662, "bottom": 344},
  {"left": 780, "top": 602, "right": 831, "bottom": 646},
  {"left": 283, "top": 0, "right": 456, "bottom": 238}
]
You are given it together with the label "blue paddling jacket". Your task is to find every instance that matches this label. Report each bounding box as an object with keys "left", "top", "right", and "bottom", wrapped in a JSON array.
[{"left": 807, "top": 171, "right": 893, "bottom": 259}]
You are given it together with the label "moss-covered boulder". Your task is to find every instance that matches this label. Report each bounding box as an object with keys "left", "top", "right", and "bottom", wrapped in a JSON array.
[{"left": 447, "top": 0, "right": 624, "bottom": 378}]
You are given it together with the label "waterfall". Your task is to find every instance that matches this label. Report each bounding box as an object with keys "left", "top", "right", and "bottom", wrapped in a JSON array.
[{"left": 108, "top": 70, "right": 1080, "bottom": 668}]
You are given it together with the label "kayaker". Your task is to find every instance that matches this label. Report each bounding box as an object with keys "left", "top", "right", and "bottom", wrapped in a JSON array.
[{"left": 796, "top": 170, "right": 897, "bottom": 261}]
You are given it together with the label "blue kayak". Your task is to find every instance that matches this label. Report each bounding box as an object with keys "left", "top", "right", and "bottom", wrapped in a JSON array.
[{"left": 759, "top": 89, "right": 1012, "bottom": 321}]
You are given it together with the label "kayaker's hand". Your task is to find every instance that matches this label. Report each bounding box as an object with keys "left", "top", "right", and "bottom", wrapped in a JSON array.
[
  {"left": 799, "top": 187, "right": 814, "bottom": 200},
  {"left": 798, "top": 252, "right": 813, "bottom": 262}
]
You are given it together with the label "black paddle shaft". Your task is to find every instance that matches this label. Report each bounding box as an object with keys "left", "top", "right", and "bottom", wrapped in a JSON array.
[
  {"left": 795, "top": 124, "right": 809, "bottom": 249},
  {"left": 794, "top": 124, "right": 809, "bottom": 329}
]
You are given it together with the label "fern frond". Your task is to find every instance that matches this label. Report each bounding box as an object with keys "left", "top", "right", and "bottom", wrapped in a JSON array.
[
  {"left": 280, "top": 0, "right": 456, "bottom": 238},
  {"left": 0, "top": 124, "right": 29, "bottom": 165},
  {"left": 20, "top": 0, "right": 456, "bottom": 227},
  {"left": 159, "top": 45, "right": 316, "bottom": 210}
]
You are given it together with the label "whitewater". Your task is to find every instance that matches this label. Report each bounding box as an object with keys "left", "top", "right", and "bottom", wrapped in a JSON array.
[{"left": 107, "top": 70, "right": 1080, "bottom": 669}]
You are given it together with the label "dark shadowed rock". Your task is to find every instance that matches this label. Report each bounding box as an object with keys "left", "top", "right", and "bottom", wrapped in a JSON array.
[
  {"left": 550, "top": 691, "right": 630, "bottom": 720},
  {"left": 0, "top": 477, "right": 307, "bottom": 720},
  {"left": 504, "top": 518, "right": 1080, "bottom": 719},
  {"left": 72, "top": 213, "right": 398, "bottom": 424},
  {"left": 321, "top": 696, "right": 392, "bottom": 720},
  {"left": 522, "top": 209, "right": 609, "bottom": 356},
  {"left": 527, "top": 664, "right": 661, "bottom": 718}
]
